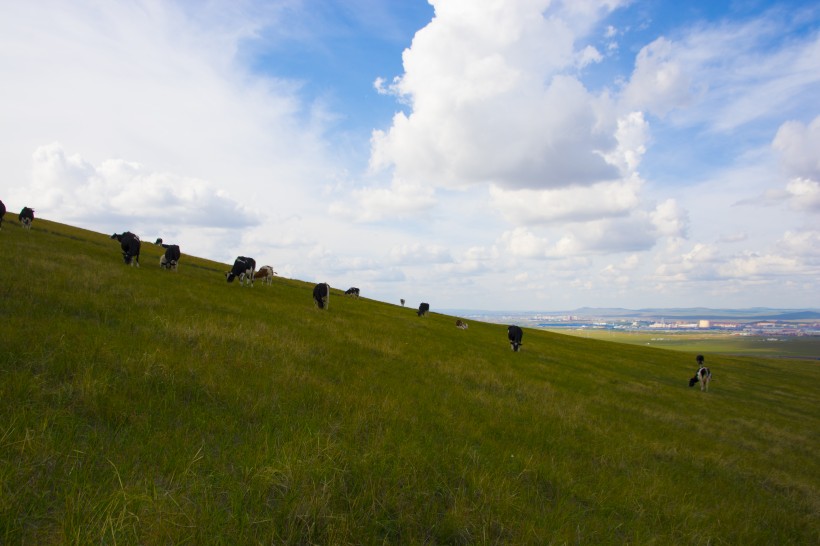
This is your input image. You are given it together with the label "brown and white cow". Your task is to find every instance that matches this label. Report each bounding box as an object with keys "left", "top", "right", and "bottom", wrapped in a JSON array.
[{"left": 253, "top": 265, "right": 276, "bottom": 285}]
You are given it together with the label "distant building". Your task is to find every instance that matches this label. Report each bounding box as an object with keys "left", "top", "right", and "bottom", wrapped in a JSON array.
[{"left": 698, "top": 320, "right": 711, "bottom": 329}]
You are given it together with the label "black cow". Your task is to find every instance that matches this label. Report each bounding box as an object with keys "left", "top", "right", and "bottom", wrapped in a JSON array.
[
  {"left": 400, "top": 299, "right": 405, "bottom": 307},
  {"left": 313, "top": 283, "right": 330, "bottom": 309},
  {"left": 226, "top": 256, "right": 256, "bottom": 286},
  {"left": 19, "top": 207, "right": 34, "bottom": 230},
  {"left": 110, "top": 232, "right": 141, "bottom": 266},
  {"left": 345, "top": 287, "right": 360, "bottom": 298},
  {"left": 417, "top": 302, "right": 430, "bottom": 317},
  {"left": 689, "top": 355, "right": 712, "bottom": 391},
  {"left": 0, "top": 199, "right": 5, "bottom": 230},
  {"left": 160, "top": 244, "right": 181, "bottom": 271},
  {"left": 508, "top": 325, "right": 523, "bottom": 352}
]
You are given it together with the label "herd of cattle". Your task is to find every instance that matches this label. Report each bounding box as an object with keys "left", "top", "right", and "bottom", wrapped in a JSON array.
[{"left": 1, "top": 199, "right": 526, "bottom": 351}]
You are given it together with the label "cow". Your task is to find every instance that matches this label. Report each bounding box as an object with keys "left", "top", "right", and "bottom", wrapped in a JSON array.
[
  {"left": 400, "top": 299, "right": 405, "bottom": 307},
  {"left": 154, "top": 238, "right": 164, "bottom": 246},
  {"left": 226, "top": 256, "right": 256, "bottom": 286},
  {"left": 345, "top": 287, "right": 360, "bottom": 298},
  {"left": 110, "top": 231, "right": 141, "bottom": 266},
  {"left": 19, "top": 207, "right": 34, "bottom": 230},
  {"left": 160, "top": 244, "right": 181, "bottom": 271},
  {"left": 455, "top": 319, "right": 468, "bottom": 329},
  {"left": 508, "top": 325, "right": 523, "bottom": 352},
  {"left": 254, "top": 265, "right": 276, "bottom": 285},
  {"left": 417, "top": 302, "right": 430, "bottom": 317},
  {"left": 0, "top": 199, "right": 5, "bottom": 230},
  {"left": 313, "top": 282, "right": 330, "bottom": 309},
  {"left": 689, "top": 354, "right": 712, "bottom": 391}
]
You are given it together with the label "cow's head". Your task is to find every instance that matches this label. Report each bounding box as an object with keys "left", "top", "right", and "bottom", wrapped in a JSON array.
[{"left": 226, "top": 271, "right": 236, "bottom": 282}]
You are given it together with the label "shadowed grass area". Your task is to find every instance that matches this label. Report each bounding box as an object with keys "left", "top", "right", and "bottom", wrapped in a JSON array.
[{"left": 1, "top": 218, "right": 818, "bottom": 544}]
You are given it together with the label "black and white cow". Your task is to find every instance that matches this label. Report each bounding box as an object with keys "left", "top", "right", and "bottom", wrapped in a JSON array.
[
  {"left": 345, "top": 287, "right": 360, "bottom": 298},
  {"left": 455, "top": 319, "right": 468, "bottom": 329},
  {"left": 313, "top": 282, "right": 330, "bottom": 309},
  {"left": 226, "top": 256, "right": 256, "bottom": 286},
  {"left": 689, "top": 354, "right": 712, "bottom": 391},
  {"left": 19, "top": 207, "right": 34, "bottom": 230},
  {"left": 417, "top": 302, "right": 430, "bottom": 317},
  {"left": 0, "top": 199, "right": 5, "bottom": 230},
  {"left": 507, "top": 325, "right": 523, "bottom": 352},
  {"left": 160, "top": 244, "right": 181, "bottom": 271},
  {"left": 253, "top": 265, "right": 276, "bottom": 285},
  {"left": 400, "top": 299, "right": 405, "bottom": 307},
  {"left": 110, "top": 231, "right": 141, "bottom": 266}
]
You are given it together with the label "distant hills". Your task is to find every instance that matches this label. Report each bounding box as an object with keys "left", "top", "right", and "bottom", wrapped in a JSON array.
[{"left": 444, "top": 307, "right": 820, "bottom": 321}]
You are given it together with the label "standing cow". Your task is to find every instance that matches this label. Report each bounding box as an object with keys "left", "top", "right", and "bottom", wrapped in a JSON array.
[
  {"left": 110, "top": 232, "right": 141, "bottom": 266},
  {"left": 226, "top": 256, "right": 256, "bottom": 286},
  {"left": 507, "top": 325, "right": 523, "bottom": 352},
  {"left": 417, "top": 302, "right": 430, "bottom": 317},
  {"left": 0, "top": 199, "right": 5, "bottom": 230},
  {"left": 313, "top": 282, "right": 330, "bottom": 309},
  {"left": 345, "top": 287, "right": 360, "bottom": 298},
  {"left": 160, "top": 244, "right": 181, "bottom": 271},
  {"left": 254, "top": 265, "right": 276, "bottom": 285},
  {"left": 19, "top": 207, "right": 34, "bottom": 230}
]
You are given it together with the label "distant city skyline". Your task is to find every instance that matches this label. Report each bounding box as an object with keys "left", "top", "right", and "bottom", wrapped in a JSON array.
[{"left": 2, "top": 1, "right": 819, "bottom": 310}]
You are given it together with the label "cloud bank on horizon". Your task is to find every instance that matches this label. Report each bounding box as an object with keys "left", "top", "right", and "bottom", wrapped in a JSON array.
[{"left": 1, "top": 0, "right": 818, "bottom": 310}]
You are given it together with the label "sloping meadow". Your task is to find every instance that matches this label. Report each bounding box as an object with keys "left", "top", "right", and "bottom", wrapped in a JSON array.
[{"left": 1, "top": 218, "right": 818, "bottom": 544}]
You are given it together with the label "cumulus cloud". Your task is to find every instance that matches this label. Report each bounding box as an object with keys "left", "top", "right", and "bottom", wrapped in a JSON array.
[
  {"left": 328, "top": 178, "right": 437, "bottom": 222},
  {"left": 13, "top": 143, "right": 257, "bottom": 229},
  {"left": 369, "top": 0, "right": 622, "bottom": 191},
  {"left": 490, "top": 177, "right": 642, "bottom": 224},
  {"left": 773, "top": 117, "right": 820, "bottom": 179}
]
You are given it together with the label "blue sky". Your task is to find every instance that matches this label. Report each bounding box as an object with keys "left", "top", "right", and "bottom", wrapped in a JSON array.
[{"left": 1, "top": 0, "right": 819, "bottom": 311}]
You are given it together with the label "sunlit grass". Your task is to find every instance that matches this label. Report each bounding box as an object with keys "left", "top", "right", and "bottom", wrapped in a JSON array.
[{"left": 1, "top": 218, "right": 818, "bottom": 544}]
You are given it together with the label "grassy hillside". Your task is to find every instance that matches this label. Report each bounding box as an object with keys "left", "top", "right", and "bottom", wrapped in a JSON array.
[{"left": 1, "top": 217, "right": 818, "bottom": 544}]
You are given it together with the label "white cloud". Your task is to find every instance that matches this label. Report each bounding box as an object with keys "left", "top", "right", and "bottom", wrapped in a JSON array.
[
  {"left": 773, "top": 116, "right": 820, "bottom": 180},
  {"left": 389, "top": 243, "right": 453, "bottom": 265},
  {"left": 370, "top": 0, "right": 622, "bottom": 191},
  {"left": 328, "top": 178, "right": 437, "bottom": 222},
  {"left": 785, "top": 178, "right": 820, "bottom": 213},
  {"left": 650, "top": 198, "right": 688, "bottom": 238},
  {"left": 13, "top": 143, "right": 257, "bottom": 229},
  {"left": 490, "top": 177, "right": 642, "bottom": 224},
  {"left": 622, "top": 14, "right": 820, "bottom": 131},
  {"left": 621, "top": 37, "right": 694, "bottom": 118}
]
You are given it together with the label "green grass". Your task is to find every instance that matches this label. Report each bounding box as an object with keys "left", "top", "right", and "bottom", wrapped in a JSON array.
[
  {"left": 550, "top": 329, "right": 820, "bottom": 359},
  {"left": 1, "top": 218, "right": 818, "bottom": 544}
]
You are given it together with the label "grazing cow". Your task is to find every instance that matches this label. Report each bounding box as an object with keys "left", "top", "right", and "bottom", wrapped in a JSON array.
[
  {"left": 400, "top": 299, "right": 405, "bottom": 307},
  {"left": 0, "top": 199, "right": 5, "bottom": 230},
  {"left": 417, "top": 302, "right": 430, "bottom": 317},
  {"left": 455, "top": 319, "right": 468, "bottom": 329},
  {"left": 313, "top": 282, "right": 330, "bottom": 309},
  {"left": 19, "top": 207, "right": 34, "bottom": 230},
  {"left": 110, "top": 232, "right": 141, "bottom": 266},
  {"left": 154, "top": 238, "right": 164, "bottom": 246},
  {"left": 226, "top": 256, "right": 256, "bottom": 286},
  {"left": 507, "top": 325, "right": 523, "bottom": 352},
  {"left": 160, "top": 244, "right": 181, "bottom": 271},
  {"left": 254, "top": 265, "right": 276, "bottom": 285},
  {"left": 345, "top": 287, "right": 360, "bottom": 298},
  {"left": 689, "top": 355, "right": 712, "bottom": 391}
]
